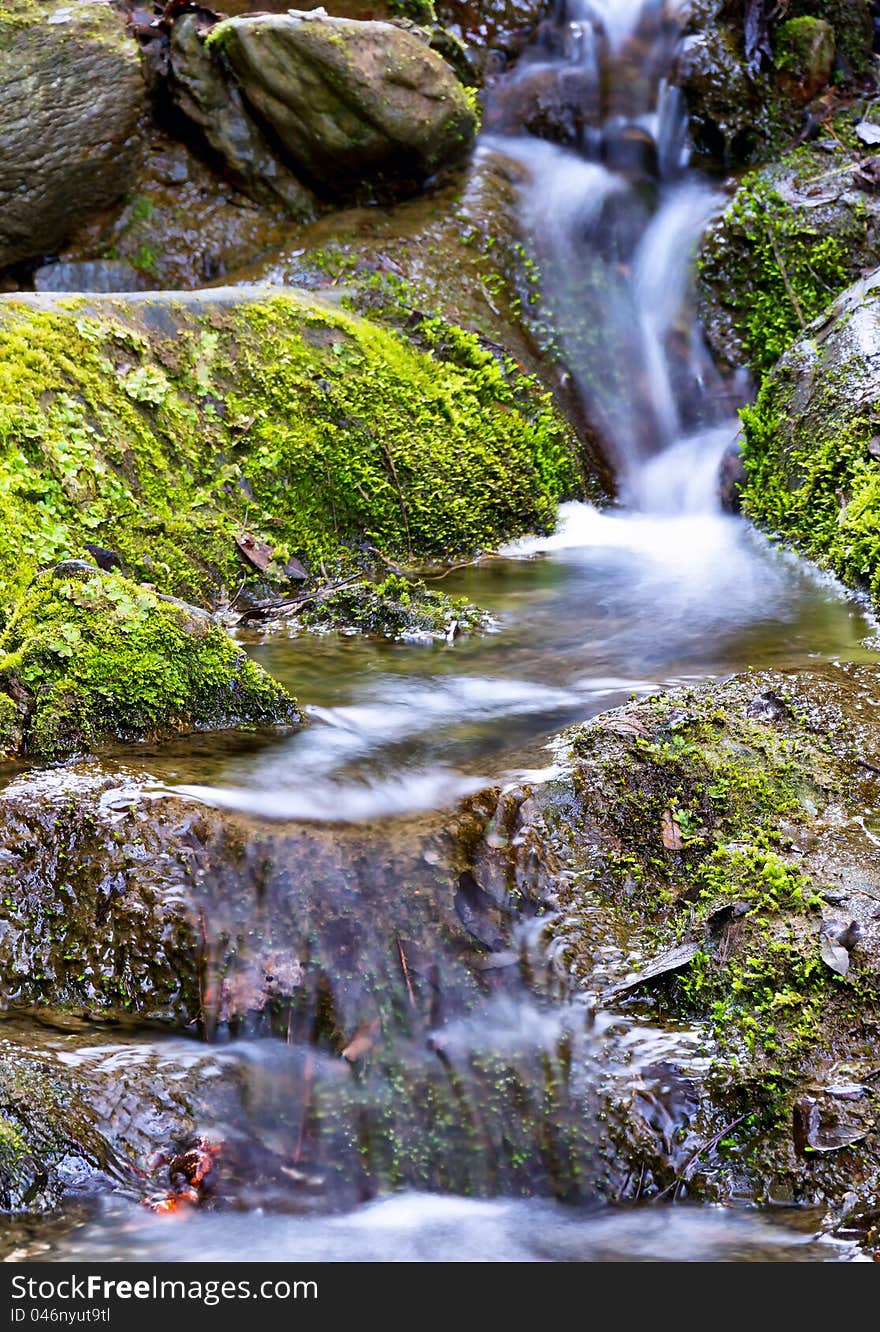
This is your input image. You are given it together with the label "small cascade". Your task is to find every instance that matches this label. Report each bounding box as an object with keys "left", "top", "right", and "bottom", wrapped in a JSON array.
[{"left": 484, "top": 0, "right": 741, "bottom": 510}]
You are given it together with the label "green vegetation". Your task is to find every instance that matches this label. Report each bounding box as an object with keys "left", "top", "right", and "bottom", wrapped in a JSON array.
[
  {"left": 0, "top": 566, "right": 299, "bottom": 761},
  {"left": 298, "top": 573, "right": 490, "bottom": 639},
  {"left": 699, "top": 163, "right": 856, "bottom": 377},
  {"left": 0, "top": 294, "right": 579, "bottom": 616}
]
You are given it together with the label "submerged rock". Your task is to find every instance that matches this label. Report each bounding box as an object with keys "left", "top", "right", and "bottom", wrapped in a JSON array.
[
  {"left": 208, "top": 10, "right": 477, "bottom": 199},
  {"left": 739, "top": 266, "right": 880, "bottom": 602},
  {"left": 0, "top": 567, "right": 299, "bottom": 761},
  {"left": 0, "top": 0, "right": 146, "bottom": 270},
  {"left": 697, "top": 131, "right": 880, "bottom": 377}
]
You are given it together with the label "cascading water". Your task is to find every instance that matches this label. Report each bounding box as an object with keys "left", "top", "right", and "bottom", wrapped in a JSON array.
[
  {"left": 484, "top": 0, "right": 741, "bottom": 509},
  {"left": 9, "top": 0, "right": 880, "bottom": 1266}
]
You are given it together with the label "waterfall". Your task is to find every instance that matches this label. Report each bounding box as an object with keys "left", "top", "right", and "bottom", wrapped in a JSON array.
[{"left": 484, "top": 0, "right": 739, "bottom": 513}]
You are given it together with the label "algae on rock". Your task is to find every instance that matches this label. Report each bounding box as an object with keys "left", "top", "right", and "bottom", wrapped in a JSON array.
[
  {"left": 0, "top": 566, "right": 299, "bottom": 761},
  {"left": 0, "top": 289, "right": 580, "bottom": 616}
]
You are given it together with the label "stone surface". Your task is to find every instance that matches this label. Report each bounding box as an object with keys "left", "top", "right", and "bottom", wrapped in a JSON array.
[
  {"left": 168, "top": 13, "right": 316, "bottom": 217},
  {"left": 212, "top": 10, "right": 477, "bottom": 197},
  {"left": 0, "top": 0, "right": 146, "bottom": 269},
  {"left": 739, "top": 266, "right": 880, "bottom": 603}
]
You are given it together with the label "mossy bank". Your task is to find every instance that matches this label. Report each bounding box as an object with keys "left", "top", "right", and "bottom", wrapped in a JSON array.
[
  {"left": 0, "top": 289, "right": 580, "bottom": 615},
  {"left": 471, "top": 663, "right": 880, "bottom": 1210}
]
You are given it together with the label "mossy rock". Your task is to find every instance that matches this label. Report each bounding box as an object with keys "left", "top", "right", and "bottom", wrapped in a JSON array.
[
  {"left": 0, "top": 0, "right": 146, "bottom": 269},
  {"left": 226, "top": 149, "right": 611, "bottom": 489},
  {"left": 296, "top": 573, "right": 491, "bottom": 638},
  {"left": 0, "top": 288, "right": 580, "bottom": 615},
  {"left": 697, "top": 131, "right": 880, "bottom": 377},
  {"left": 0, "top": 566, "right": 300, "bottom": 761},
  {"left": 739, "top": 267, "right": 880, "bottom": 604},
  {"left": 467, "top": 664, "right": 880, "bottom": 1210}
]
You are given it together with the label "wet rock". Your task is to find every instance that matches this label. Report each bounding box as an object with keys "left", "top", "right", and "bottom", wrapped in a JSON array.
[
  {"left": 33, "top": 260, "right": 149, "bottom": 295},
  {"left": 465, "top": 662, "right": 880, "bottom": 1208},
  {"left": 0, "top": 1019, "right": 260, "bottom": 1216},
  {"left": 168, "top": 13, "right": 317, "bottom": 217},
  {"left": 210, "top": 10, "right": 477, "bottom": 199},
  {"left": 0, "top": 0, "right": 146, "bottom": 270},
  {"left": 0, "top": 568, "right": 300, "bottom": 762},
  {"left": 697, "top": 132, "right": 880, "bottom": 377},
  {"left": 59, "top": 132, "right": 297, "bottom": 289},
  {"left": 672, "top": 0, "right": 873, "bottom": 167},
  {"left": 483, "top": 60, "right": 600, "bottom": 144},
  {"left": 738, "top": 266, "right": 880, "bottom": 603}
]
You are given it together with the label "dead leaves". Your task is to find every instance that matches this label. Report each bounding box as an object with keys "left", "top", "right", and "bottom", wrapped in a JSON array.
[{"left": 661, "top": 808, "right": 683, "bottom": 851}]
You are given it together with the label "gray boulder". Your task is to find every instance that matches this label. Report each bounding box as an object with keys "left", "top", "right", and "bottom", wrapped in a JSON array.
[
  {"left": 209, "top": 9, "right": 478, "bottom": 197},
  {"left": 168, "top": 13, "right": 317, "bottom": 217},
  {"left": 0, "top": 0, "right": 146, "bottom": 269}
]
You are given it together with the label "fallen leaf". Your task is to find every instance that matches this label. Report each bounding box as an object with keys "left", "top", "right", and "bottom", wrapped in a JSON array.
[
  {"left": 235, "top": 534, "right": 274, "bottom": 573},
  {"left": 855, "top": 121, "right": 880, "bottom": 146},
  {"left": 594, "top": 715, "right": 648, "bottom": 738},
  {"left": 601, "top": 939, "right": 701, "bottom": 1003},
  {"left": 821, "top": 937, "right": 850, "bottom": 976},
  {"left": 342, "top": 1017, "right": 381, "bottom": 1062},
  {"left": 661, "top": 808, "right": 683, "bottom": 851}
]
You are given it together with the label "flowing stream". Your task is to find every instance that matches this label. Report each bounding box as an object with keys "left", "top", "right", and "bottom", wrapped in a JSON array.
[{"left": 6, "top": 0, "right": 880, "bottom": 1262}]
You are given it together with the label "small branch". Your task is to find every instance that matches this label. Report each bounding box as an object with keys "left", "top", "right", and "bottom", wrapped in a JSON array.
[
  {"left": 397, "top": 938, "right": 417, "bottom": 1010},
  {"left": 380, "top": 440, "right": 413, "bottom": 561},
  {"left": 651, "top": 1112, "right": 749, "bottom": 1202},
  {"left": 235, "top": 575, "right": 362, "bottom": 625},
  {"left": 766, "top": 222, "right": 807, "bottom": 331}
]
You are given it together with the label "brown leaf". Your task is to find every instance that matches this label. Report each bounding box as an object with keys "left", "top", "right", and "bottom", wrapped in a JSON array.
[
  {"left": 341, "top": 1018, "right": 381, "bottom": 1063},
  {"left": 594, "top": 715, "right": 648, "bottom": 738},
  {"left": 661, "top": 808, "right": 683, "bottom": 851},
  {"left": 601, "top": 939, "right": 701, "bottom": 1004},
  {"left": 235, "top": 534, "right": 274, "bottom": 573}
]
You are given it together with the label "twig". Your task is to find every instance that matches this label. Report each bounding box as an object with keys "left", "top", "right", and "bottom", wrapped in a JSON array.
[
  {"left": 766, "top": 222, "right": 807, "bottom": 331},
  {"left": 397, "top": 938, "right": 417, "bottom": 1010},
  {"left": 423, "top": 553, "right": 502, "bottom": 582},
  {"left": 380, "top": 440, "right": 413, "bottom": 561},
  {"left": 651, "top": 1112, "right": 749, "bottom": 1202},
  {"left": 293, "top": 1052, "right": 314, "bottom": 1166},
  {"left": 236, "top": 574, "right": 362, "bottom": 625}
]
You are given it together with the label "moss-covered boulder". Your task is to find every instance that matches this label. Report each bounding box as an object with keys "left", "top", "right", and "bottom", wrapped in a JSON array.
[
  {"left": 206, "top": 10, "right": 477, "bottom": 199},
  {"left": 226, "top": 148, "right": 611, "bottom": 488},
  {"left": 291, "top": 573, "right": 491, "bottom": 639},
  {"left": 673, "top": 0, "right": 874, "bottom": 167},
  {"left": 0, "top": 566, "right": 299, "bottom": 761},
  {"left": 0, "top": 0, "right": 146, "bottom": 270},
  {"left": 0, "top": 288, "right": 580, "bottom": 614},
  {"left": 739, "top": 267, "right": 880, "bottom": 603},
  {"left": 473, "top": 663, "right": 880, "bottom": 1212},
  {"left": 697, "top": 130, "right": 880, "bottom": 378}
]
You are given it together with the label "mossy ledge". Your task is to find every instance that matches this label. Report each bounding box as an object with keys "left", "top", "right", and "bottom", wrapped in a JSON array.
[
  {"left": 474, "top": 664, "right": 880, "bottom": 1207},
  {"left": 0, "top": 565, "right": 300, "bottom": 761},
  {"left": 0, "top": 289, "right": 579, "bottom": 613},
  {"left": 739, "top": 268, "right": 880, "bottom": 605}
]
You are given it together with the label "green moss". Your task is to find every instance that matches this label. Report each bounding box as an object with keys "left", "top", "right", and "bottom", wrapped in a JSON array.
[
  {"left": 0, "top": 293, "right": 579, "bottom": 617},
  {"left": 739, "top": 307, "right": 880, "bottom": 603},
  {"left": 298, "top": 572, "right": 490, "bottom": 638},
  {"left": 703, "top": 169, "right": 852, "bottom": 376},
  {"left": 0, "top": 566, "right": 299, "bottom": 761},
  {"left": 774, "top": 15, "right": 834, "bottom": 75}
]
